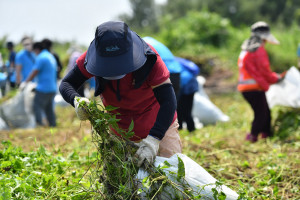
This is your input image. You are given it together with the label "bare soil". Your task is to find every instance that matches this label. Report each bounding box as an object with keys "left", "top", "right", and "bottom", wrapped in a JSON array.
[{"left": 203, "top": 66, "right": 237, "bottom": 95}]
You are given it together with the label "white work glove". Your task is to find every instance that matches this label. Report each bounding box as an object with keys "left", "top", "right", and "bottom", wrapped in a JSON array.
[
  {"left": 19, "top": 82, "right": 27, "bottom": 90},
  {"left": 135, "top": 135, "right": 160, "bottom": 167},
  {"left": 74, "top": 97, "right": 90, "bottom": 121}
]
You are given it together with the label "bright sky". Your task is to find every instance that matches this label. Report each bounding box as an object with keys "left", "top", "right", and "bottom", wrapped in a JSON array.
[{"left": 0, "top": 0, "right": 166, "bottom": 46}]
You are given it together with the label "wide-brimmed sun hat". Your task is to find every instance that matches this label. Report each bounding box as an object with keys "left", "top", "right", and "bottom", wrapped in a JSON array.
[
  {"left": 85, "top": 21, "right": 147, "bottom": 78},
  {"left": 251, "top": 21, "right": 280, "bottom": 45}
]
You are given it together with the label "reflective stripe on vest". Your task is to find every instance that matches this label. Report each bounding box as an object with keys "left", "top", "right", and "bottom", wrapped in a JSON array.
[
  {"left": 237, "top": 51, "right": 262, "bottom": 91},
  {"left": 238, "top": 79, "right": 257, "bottom": 85}
]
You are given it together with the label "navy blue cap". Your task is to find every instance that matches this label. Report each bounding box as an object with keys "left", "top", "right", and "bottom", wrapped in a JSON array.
[{"left": 85, "top": 21, "right": 147, "bottom": 77}]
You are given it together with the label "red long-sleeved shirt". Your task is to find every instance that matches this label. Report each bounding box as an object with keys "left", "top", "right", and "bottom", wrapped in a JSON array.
[{"left": 238, "top": 45, "right": 279, "bottom": 92}]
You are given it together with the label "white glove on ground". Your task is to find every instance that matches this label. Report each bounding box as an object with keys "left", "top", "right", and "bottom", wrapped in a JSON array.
[
  {"left": 74, "top": 97, "right": 90, "bottom": 121},
  {"left": 135, "top": 135, "right": 160, "bottom": 167}
]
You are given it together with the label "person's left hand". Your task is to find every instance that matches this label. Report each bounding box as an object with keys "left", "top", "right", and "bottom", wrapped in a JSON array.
[
  {"left": 135, "top": 135, "right": 160, "bottom": 167},
  {"left": 74, "top": 97, "right": 90, "bottom": 120}
]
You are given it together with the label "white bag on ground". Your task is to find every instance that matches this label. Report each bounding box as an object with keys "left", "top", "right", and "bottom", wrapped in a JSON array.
[
  {"left": 267, "top": 66, "right": 300, "bottom": 108},
  {"left": 54, "top": 94, "right": 69, "bottom": 107},
  {"left": 0, "top": 82, "right": 36, "bottom": 129},
  {"left": 0, "top": 117, "right": 8, "bottom": 130},
  {"left": 192, "top": 76, "right": 230, "bottom": 125},
  {"left": 136, "top": 153, "right": 239, "bottom": 200},
  {"left": 55, "top": 80, "right": 69, "bottom": 107}
]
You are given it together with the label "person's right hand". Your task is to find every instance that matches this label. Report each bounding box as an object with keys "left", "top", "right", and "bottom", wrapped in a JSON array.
[
  {"left": 276, "top": 71, "right": 286, "bottom": 83},
  {"left": 280, "top": 71, "right": 287, "bottom": 79},
  {"left": 74, "top": 97, "right": 90, "bottom": 120}
]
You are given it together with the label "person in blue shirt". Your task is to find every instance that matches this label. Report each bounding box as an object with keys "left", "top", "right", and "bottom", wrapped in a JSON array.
[
  {"left": 142, "top": 37, "right": 182, "bottom": 98},
  {"left": 23, "top": 41, "right": 57, "bottom": 127},
  {"left": 6, "top": 41, "right": 17, "bottom": 88},
  {"left": 15, "top": 36, "right": 36, "bottom": 86},
  {"left": 175, "top": 57, "right": 200, "bottom": 132},
  {"left": 41, "top": 39, "right": 63, "bottom": 80}
]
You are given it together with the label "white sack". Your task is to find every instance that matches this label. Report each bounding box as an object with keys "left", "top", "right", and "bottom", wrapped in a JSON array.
[
  {"left": 266, "top": 66, "right": 300, "bottom": 108},
  {"left": 54, "top": 94, "right": 69, "bottom": 107},
  {"left": 192, "top": 76, "right": 230, "bottom": 125},
  {"left": 0, "top": 117, "right": 8, "bottom": 130},
  {"left": 136, "top": 153, "right": 239, "bottom": 200},
  {"left": 0, "top": 82, "right": 36, "bottom": 129}
]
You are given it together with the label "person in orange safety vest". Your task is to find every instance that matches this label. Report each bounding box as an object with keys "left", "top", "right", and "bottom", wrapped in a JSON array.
[{"left": 237, "top": 21, "right": 286, "bottom": 142}]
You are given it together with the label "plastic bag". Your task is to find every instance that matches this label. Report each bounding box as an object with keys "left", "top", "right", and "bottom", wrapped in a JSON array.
[
  {"left": 54, "top": 94, "right": 69, "bottom": 107},
  {"left": 192, "top": 76, "right": 230, "bottom": 125},
  {"left": 136, "top": 153, "right": 239, "bottom": 200},
  {"left": 266, "top": 66, "right": 300, "bottom": 108},
  {"left": 0, "top": 82, "right": 36, "bottom": 129}
]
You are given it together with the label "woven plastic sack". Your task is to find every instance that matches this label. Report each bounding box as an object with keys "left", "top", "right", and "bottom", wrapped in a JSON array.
[
  {"left": 136, "top": 153, "right": 239, "bottom": 200},
  {"left": 192, "top": 76, "right": 230, "bottom": 125},
  {"left": 0, "top": 82, "right": 36, "bottom": 129},
  {"left": 266, "top": 66, "right": 300, "bottom": 108}
]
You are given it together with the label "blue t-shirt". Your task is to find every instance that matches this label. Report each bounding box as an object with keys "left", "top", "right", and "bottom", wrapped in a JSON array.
[
  {"left": 9, "top": 51, "right": 16, "bottom": 63},
  {"left": 8, "top": 51, "right": 16, "bottom": 83},
  {"left": 15, "top": 50, "right": 35, "bottom": 82},
  {"left": 175, "top": 57, "right": 200, "bottom": 95},
  {"left": 33, "top": 49, "right": 57, "bottom": 93}
]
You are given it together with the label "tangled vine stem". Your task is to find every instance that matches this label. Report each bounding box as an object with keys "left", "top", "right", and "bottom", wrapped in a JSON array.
[{"left": 77, "top": 99, "right": 223, "bottom": 200}]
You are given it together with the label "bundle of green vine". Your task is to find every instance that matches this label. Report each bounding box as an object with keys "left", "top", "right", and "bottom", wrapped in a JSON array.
[{"left": 78, "top": 99, "right": 228, "bottom": 200}]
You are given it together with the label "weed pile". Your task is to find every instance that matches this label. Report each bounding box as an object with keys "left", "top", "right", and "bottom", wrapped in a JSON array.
[
  {"left": 79, "top": 100, "right": 140, "bottom": 199},
  {"left": 79, "top": 99, "right": 229, "bottom": 200},
  {"left": 273, "top": 107, "right": 300, "bottom": 141}
]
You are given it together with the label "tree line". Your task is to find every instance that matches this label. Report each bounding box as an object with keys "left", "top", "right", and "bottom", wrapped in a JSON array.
[{"left": 120, "top": 0, "right": 300, "bottom": 32}]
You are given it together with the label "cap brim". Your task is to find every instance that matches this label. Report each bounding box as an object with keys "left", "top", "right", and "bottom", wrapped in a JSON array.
[
  {"left": 262, "top": 33, "right": 280, "bottom": 45},
  {"left": 85, "top": 31, "right": 147, "bottom": 77}
]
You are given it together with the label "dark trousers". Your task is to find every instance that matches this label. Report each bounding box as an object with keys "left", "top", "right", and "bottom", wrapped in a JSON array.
[
  {"left": 242, "top": 91, "right": 271, "bottom": 136},
  {"left": 33, "top": 91, "right": 56, "bottom": 127},
  {"left": 177, "top": 93, "right": 195, "bottom": 132}
]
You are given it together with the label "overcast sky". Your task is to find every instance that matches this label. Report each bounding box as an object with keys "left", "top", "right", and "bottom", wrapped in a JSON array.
[{"left": 0, "top": 0, "right": 165, "bottom": 46}]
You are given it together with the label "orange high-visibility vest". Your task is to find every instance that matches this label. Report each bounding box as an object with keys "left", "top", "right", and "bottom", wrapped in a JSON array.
[
  {"left": 237, "top": 50, "right": 262, "bottom": 92},
  {"left": 237, "top": 45, "right": 279, "bottom": 92}
]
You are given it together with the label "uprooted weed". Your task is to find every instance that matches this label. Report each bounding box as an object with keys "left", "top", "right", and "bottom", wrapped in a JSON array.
[{"left": 78, "top": 99, "right": 229, "bottom": 200}]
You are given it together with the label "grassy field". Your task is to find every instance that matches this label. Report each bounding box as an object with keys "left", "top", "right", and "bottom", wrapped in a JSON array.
[{"left": 0, "top": 91, "right": 299, "bottom": 199}]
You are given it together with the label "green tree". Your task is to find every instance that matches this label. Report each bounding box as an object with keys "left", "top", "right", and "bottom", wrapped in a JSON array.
[
  {"left": 161, "top": 0, "right": 202, "bottom": 20},
  {"left": 160, "top": 11, "right": 232, "bottom": 51},
  {"left": 118, "top": 0, "right": 158, "bottom": 32}
]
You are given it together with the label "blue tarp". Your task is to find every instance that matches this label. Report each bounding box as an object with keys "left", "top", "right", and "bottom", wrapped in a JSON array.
[
  {"left": 143, "top": 37, "right": 182, "bottom": 73},
  {"left": 175, "top": 57, "right": 200, "bottom": 76}
]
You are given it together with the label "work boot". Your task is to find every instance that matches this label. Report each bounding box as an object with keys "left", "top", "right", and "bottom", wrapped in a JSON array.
[{"left": 246, "top": 133, "right": 258, "bottom": 143}]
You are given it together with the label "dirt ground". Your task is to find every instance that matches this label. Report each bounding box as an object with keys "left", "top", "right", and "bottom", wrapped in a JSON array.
[{"left": 203, "top": 66, "right": 237, "bottom": 95}]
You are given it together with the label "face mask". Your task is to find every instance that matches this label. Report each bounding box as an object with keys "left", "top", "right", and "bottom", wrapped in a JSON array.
[
  {"left": 103, "top": 74, "right": 126, "bottom": 80},
  {"left": 23, "top": 39, "right": 33, "bottom": 51}
]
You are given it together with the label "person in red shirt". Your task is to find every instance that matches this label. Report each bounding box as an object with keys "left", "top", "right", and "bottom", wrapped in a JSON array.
[
  {"left": 59, "top": 21, "right": 182, "bottom": 167},
  {"left": 237, "top": 21, "right": 285, "bottom": 142}
]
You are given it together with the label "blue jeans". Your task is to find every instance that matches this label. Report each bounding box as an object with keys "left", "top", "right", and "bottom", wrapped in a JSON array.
[{"left": 33, "top": 91, "right": 56, "bottom": 127}]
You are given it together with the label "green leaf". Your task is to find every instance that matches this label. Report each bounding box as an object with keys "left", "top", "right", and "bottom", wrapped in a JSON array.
[
  {"left": 142, "top": 177, "right": 151, "bottom": 189},
  {"left": 176, "top": 156, "right": 185, "bottom": 181},
  {"left": 158, "top": 161, "right": 171, "bottom": 170},
  {"left": 38, "top": 145, "right": 47, "bottom": 157},
  {"left": 128, "top": 120, "right": 134, "bottom": 132},
  {"left": 105, "top": 105, "right": 118, "bottom": 111},
  {"left": 218, "top": 191, "right": 227, "bottom": 200}
]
